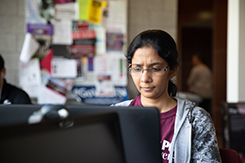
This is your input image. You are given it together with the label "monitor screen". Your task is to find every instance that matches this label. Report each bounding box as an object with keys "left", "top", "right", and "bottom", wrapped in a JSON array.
[
  {"left": 0, "top": 111, "right": 125, "bottom": 163},
  {"left": 67, "top": 105, "right": 162, "bottom": 163}
]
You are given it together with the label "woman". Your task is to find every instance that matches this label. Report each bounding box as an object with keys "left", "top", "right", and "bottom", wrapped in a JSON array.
[{"left": 111, "top": 29, "right": 221, "bottom": 163}]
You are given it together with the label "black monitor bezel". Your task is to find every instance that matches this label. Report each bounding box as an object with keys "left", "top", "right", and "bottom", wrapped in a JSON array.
[{"left": 0, "top": 111, "right": 126, "bottom": 163}]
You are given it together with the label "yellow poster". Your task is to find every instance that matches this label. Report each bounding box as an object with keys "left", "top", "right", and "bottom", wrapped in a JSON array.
[
  {"left": 89, "top": 1, "right": 107, "bottom": 24},
  {"left": 78, "top": 0, "right": 93, "bottom": 21}
]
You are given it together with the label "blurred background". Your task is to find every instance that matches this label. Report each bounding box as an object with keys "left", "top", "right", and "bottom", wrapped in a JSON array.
[{"left": 1, "top": 0, "right": 245, "bottom": 158}]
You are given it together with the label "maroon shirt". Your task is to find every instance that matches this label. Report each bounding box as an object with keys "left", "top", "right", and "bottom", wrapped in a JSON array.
[
  {"left": 129, "top": 95, "right": 142, "bottom": 106},
  {"left": 160, "top": 106, "right": 177, "bottom": 162},
  {"left": 130, "top": 96, "right": 177, "bottom": 163}
]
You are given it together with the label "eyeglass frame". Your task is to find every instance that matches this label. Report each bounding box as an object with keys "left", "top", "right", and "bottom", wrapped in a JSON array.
[{"left": 128, "top": 66, "right": 170, "bottom": 76}]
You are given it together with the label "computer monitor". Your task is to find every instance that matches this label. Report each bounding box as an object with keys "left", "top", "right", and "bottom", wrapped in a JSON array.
[
  {"left": 0, "top": 104, "right": 41, "bottom": 127},
  {"left": 0, "top": 107, "right": 125, "bottom": 163},
  {"left": 0, "top": 104, "right": 162, "bottom": 163},
  {"left": 222, "top": 102, "right": 245, "bottom": 161},
  {"left": 67, "top": 105, "right": 162, "bottom": 163}
]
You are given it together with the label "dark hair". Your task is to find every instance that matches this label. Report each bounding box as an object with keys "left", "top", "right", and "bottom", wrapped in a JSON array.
[
  {"left": 193, "top": 53, "right": 204, "bottom": 62},
  {"left": 126, "top": 29, "right": 179, "bottom": 96},
  {"left": 0, "top": 55, "right": 4, "bottom": 71}
]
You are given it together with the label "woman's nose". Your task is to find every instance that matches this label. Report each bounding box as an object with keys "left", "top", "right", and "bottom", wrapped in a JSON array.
[{"left": 140, "top": 70, "right": 152, "bottom": 83}]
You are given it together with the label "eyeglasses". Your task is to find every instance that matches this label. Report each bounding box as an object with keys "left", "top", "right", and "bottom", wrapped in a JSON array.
[{"left": 129, "top": 66, "right": 170, "bottom": 76}]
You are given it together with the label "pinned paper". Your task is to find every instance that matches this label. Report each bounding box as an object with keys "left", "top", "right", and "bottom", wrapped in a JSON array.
[
  {"left": 27, "top": 24, "right": 53, "bottom": 35},
  {"left": 55, "top": 2, "right": 78, "bottom": 21},
  {"left": 94, "top": 25, "right": 106, "bottom": 55},
  {"left": 94, "top": 56, "right": 115, "bottom": 96},
  {"left": 55, "top": 0, "right": 76, "bottom": 4},
  {"left": 51, "top": 58, "right": 77, "bottom": 78},
  {"left": 37, "top": 86, "right": 67, "bottom": 104},
  {"left": 77, "top": 0, "right": 92, "bottom": 21},
  {"left": 20, "top": 33, "right": 39, "bottom": 63},
  {"left": 37, "top": 77, "right": 74, "bottom": 104},
  {"left": 40, "top": 49, "right": 53, "bottom": 73},
  {"left": 19, "top": 58, "right": 42, "bottom": 86},
  {"left": 19, "top": 58, "right": 42, "bottom": 97},
  {"left": 89, "top": 1, "right": 107, "bottom": 24},
  {"left": 102, "top": 1, "right": 127, "bottom": 33},
  {"left": 26, "top": 0, "right": 54, "bottom": 24},
  {"left": 32, "top": 34, "right": 52, "bottom": 57},
  {"left": 95, "top": 74, "right": 115, "bottom": 97},
  {"left": 52, "top": 20, "right": 73, "bottom": 45},
  {"left": 108, "top": 53, "right": 127, "bottom": 86}
]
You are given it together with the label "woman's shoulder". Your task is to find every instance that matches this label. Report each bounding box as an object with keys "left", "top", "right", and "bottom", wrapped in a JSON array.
[
  {"left": 192, "top": 106, "right": 212, "bottom": 121},
  {"left": 175, "top": 97, "right": 212, "bottom": 123},
  {"left": 190, "top": 105, "right": 214, "bottom": 131},
  {"left": 110, "top": 100, "right": 133, "bottom": 107}
]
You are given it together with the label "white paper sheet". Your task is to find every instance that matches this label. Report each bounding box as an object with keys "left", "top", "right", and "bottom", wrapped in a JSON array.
[
  {"left": 55, "top": 2, "right": 78, "bottom": 21},
  {"left": 37, "top": 86, "right": 67, "bottom": 104},
  {"left": 26, "top": 0, "right": 44, "bottom": 24},
  {"left": 94, "top": 56, "right": 115, "bottom": 96},
  {"left": 52, "top": 20, "right": 73, "bottom": 45},
  {"left": 51, "top": 58, "right": 77, "bottom": 78},
  {"left": 20, "top": 33, "right": 39, "bottom": 63},
  {"left": 19, "top": 58, "right": 42, "bottom": 97},
  {"left": 102, "top": 1, "right": 127, "bottom": 33},
  {"left": 19, "top": 58, "right": 42, "bottom": 86},
  {"left": 108, "top": 52, "right": 127, "bottom": 86},
  {"left": 94, "top": 54, "right": 127, "bottom": 85}
]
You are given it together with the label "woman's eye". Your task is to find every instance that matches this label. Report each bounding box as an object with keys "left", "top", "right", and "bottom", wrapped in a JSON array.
[
  {"left": 133, "top": 67, "right": 142, "bottom": 72},
  {"left": 151, "top": 68, "right": 162, "bottom": 72}
]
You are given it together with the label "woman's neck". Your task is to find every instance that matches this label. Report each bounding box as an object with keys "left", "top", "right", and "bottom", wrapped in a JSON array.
[{"left": 140, "top": 95, "right": 176, "bottom": 113}]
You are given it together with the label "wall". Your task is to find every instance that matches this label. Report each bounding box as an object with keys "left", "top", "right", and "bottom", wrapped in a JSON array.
[
  {"left": 0, "top": 0, "right": 178, "bottom": 101},
  {"left": 227, "top": 0, "right": 245, "bottom": 102},
  {"left": 0, "top": 0, "right": 26, "bottom": 86}
]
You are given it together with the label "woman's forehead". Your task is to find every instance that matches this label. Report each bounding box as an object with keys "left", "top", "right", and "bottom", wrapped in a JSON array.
[{"left": 132, "top": 47, "right": 167, "bottom": 65}]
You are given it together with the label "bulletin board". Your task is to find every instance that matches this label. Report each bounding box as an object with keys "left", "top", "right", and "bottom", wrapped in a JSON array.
[{"left": 20, "top": 0, "right": 128, "bottom": 105}]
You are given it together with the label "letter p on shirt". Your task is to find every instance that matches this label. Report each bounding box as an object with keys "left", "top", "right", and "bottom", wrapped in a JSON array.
[{"left": 162, "top": 140, "right": 171, "bottom": 151}]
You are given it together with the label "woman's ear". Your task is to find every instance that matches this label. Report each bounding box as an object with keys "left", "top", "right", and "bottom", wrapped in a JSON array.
[
  {"left": 170, "top": 66, "right": 179, "bottom": 79},
  {"left": 1, "top": 68, "right": 6, "bottom": 78}
]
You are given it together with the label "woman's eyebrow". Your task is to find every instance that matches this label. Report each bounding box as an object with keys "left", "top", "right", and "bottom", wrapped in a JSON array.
[
  {"left": 149, "top": 62, "right": 164, "bottom": 66},
  {"left": 132, "top": 62, "right": 164, "bottom": 66},
  {"left": 132, "top": 63, "right": 143, "bottom": 66}
]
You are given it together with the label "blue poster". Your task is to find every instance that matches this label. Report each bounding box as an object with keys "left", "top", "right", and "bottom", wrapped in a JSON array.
[{"left": 72, "top": 85, "right": 129, "bottom": 105}]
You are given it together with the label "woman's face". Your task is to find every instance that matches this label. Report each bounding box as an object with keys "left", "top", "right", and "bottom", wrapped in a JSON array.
[{"left": 130, "top": 47, "right": 172, "bottom": 100}]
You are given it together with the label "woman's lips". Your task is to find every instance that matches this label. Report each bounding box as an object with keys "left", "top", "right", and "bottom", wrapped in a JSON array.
[{"left": 141, "top": 87, "right": 154, "bottom": 91}]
